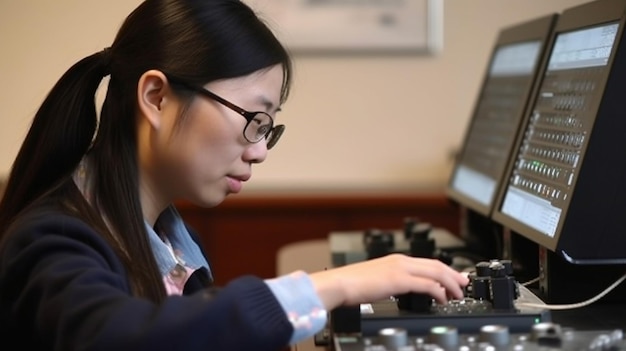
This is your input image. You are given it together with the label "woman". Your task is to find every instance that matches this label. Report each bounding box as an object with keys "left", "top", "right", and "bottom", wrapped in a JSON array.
[{"left": 0, "top": 0, "right": 468, "bottom": 350}]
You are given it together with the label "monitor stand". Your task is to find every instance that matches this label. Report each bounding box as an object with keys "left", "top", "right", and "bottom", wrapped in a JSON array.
[{"left": 536, "top": 246, "right": 626, "bottom": 304}]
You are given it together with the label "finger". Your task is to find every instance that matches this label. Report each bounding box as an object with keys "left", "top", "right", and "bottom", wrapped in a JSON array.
[
  {"left": 409, "top": 277, "right": 447, "bottom": 304},
  {"left": 403, "top": 258, "right": 467, "bottom": 299}
]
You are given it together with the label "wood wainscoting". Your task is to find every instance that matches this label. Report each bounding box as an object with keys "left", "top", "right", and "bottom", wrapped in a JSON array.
[{"left": 176, "top": 191, "right": 461, "bottom": 286}]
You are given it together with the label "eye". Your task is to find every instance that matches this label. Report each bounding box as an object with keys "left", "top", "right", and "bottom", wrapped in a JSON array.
[{"left": 257, "top": 124, "right": 271, "bottom": 136}]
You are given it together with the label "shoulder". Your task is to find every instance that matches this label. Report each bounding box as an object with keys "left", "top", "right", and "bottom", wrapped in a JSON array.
[
  {"left": 6, "top": 205, "right": 100, "bottom": 242},
  {"left": 1, "top": 205, "right": 121, "bottom": 270}
]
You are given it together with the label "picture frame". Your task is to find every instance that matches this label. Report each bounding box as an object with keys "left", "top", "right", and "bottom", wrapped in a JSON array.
[{"left": 243, "top": 0, "right": 444, "bottom": 55}]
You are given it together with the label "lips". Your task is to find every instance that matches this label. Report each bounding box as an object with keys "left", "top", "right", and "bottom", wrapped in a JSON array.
[
  {"left": 231, "top": 174, "right": 251, "bottom": 182},
  {"left": 226, "top": 174, "right": 250, "bottom": 194}
]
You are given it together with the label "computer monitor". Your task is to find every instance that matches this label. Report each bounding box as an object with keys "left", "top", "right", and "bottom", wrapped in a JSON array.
[
  {"left": 446, "top": 14, "right": 558, "bottom": 217},
  {"left": 492, "top": 0, "right": 626, "bottom": 265},
  {"left": 445, "top": 15, "right": 558, "bottom": 264}
]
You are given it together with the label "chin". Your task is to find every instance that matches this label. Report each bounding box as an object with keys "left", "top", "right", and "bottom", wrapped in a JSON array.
[
  {"left": 178, "top": 183, "right": 231, "bottom": 208},
  {"left": 190, "top": 193, "right": 228, "bottom": 208}
]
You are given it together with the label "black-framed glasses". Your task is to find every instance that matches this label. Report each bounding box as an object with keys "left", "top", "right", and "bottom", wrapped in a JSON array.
[{"left": 166, "top": 75, "right": 284, "bottom": 150}]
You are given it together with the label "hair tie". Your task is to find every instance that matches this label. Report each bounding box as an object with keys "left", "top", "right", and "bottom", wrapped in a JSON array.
[{"left": 100, "top": 47, "right": 113, "bottom": 75}]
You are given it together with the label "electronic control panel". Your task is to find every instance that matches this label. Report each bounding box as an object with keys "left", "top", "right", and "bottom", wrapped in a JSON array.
[
  {"left": 333, "top": 323, "right": 625, "bottom": 351},
  {"left": 329, "top": 218, "right": 466, "bottom": 268},
  {"left": 330, "top": 260, "right": 551, "bottom": 337}
]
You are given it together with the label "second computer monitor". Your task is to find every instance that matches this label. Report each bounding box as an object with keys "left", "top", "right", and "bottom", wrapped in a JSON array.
[{"left": 446, "top": 14, "right": 558, "bottom": 217}]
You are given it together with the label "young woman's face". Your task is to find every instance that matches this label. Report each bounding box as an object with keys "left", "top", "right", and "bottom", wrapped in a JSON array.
[{"left": 144, "top": 64, "right": 284, "bottom": 209}]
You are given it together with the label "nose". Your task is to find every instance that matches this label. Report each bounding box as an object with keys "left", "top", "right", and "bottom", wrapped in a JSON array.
[{"left": 242, "top": 139, "right": 268, "bottom": 164}]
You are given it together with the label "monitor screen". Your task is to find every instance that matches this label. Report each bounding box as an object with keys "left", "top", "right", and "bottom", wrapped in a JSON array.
[
  {"left": 498, "top": 22, "right": 619, "bottom": 239},
  {"left": 450, "top": 41, "right": 541, "bottom": 209},
  {"left": 446, "top": 15, "right": 557, "bottom": 216},
  {"left": 492, "top": 0, "right": 626, "bottom": 264},
  {"left": 548, "top": 23, "right": 617, "bottom": 71}
]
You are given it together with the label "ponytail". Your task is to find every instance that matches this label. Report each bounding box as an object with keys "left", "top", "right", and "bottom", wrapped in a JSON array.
[{"left": 0, "top": 49, "right": 110, "bottom": 235}]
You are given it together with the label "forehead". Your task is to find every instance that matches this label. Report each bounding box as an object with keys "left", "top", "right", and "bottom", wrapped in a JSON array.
[{"left": 206, "top": 65, "right": 284, "bottom": 103}]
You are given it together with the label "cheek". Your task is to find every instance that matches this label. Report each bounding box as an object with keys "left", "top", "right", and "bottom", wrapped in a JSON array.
[{"left": 167, "top": 114, "right": 239, "bottom": 179}]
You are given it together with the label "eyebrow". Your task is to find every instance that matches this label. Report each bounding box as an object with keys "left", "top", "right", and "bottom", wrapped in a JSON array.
[{"left": 257, "top": 96, "right": 282, "bottom": 114}]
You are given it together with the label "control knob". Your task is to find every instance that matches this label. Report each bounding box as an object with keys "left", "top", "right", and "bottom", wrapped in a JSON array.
[
  {"left": 428, "top": 326, "right": 459, "bottom": 350},
  {"left": 378, "top": 327, "right": 408, "bottom": 350}
]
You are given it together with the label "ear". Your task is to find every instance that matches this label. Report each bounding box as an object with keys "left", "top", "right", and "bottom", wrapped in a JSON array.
[{"left": 137, "top": 70, "right": 169, "bottom": 130}]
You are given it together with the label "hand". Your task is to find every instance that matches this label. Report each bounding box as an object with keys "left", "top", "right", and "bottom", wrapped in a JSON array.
[{"left": 308, "top": 254, "right": 469, "bottom": 310}]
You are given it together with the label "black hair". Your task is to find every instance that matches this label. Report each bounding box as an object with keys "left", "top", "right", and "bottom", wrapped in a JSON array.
[{"left": 0, "top": 0, "right": 292, "bottom": 302}]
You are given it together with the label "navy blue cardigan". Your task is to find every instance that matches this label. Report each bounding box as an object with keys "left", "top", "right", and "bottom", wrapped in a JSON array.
[{"left": 0, "top": 207, "right": 292, "bottom": 350}]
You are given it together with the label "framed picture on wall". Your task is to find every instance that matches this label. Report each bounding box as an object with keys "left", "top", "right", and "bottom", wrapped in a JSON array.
[{"left": 243, "top": 0, "right": 443, "bottom": 55}]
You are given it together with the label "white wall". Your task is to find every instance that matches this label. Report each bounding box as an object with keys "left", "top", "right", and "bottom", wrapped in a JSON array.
[{"left": 0, "top": 0, "right": 592, "bottom": 193}]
